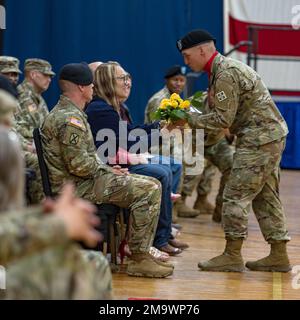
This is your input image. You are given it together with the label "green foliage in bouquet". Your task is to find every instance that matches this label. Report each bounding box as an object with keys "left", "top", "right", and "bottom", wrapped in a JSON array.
[{"left": 151, "top": 93, "right": 191, "bottom": 123}]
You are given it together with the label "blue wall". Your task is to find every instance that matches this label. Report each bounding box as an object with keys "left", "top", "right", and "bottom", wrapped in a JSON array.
[{"left": 3, "top": 0, "right": 223, "bottom": 124}]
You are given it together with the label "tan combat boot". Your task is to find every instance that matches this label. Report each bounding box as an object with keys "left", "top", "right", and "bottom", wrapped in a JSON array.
[
  {"left": 127, "top": 252, "right": 174, "bottom": 278},
  {"left": 246, "top": 241, "right": 291, "bottom": 272},
  {"left": 193, "top": 194, "right": 215, "bottom": 215},
  {"left": 198, "top": 239, "right": 244, "bottom": 272},
  {"left": 176, "top": 196, "right": 200, "bottom": 218},
  {"left": 212, "top": 204, "right": 222, "bottom": 223}
]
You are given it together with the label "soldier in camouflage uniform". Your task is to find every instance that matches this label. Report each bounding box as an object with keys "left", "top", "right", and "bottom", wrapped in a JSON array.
[
  {"left": 15, "top": 58, "right": 54, "bottom": 203},
  {"left": 0, "top": 82, "right": 43, "bottom": 204},
  {"left": 145, "top": 65, "right": 200, "bottom": 218},
  {"left": 191, "top": 160, "right": 217, "bottom": 213},
  {"left": 0, "top": 125, "right": 112, "bottom": 299},
  {"left": 16, "top": 58, "right": 55, "bottom": 145},
  {"left": 0, "top": 56, "right": 22, "bottom": 88},
  {"left": 0, "top": 205, "right": 112, "bottom": 300},
  {"left": 177, "top": 29, "right": 291, "bottom": 272},
  {"left": 41, "top": 63, "right": 173, "bottom": 278},
  {"left": 188, "top": 91, "right": 234, "bottom": 222}
]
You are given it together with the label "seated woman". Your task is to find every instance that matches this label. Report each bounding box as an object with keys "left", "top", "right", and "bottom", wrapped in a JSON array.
[{"left": 86, "top": 61, "right": 188, "bottom": 256}]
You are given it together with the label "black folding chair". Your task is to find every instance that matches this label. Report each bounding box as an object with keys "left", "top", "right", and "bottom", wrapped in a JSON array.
[{"left": 33, "top": 128, "right": 53, "bottom": 197}]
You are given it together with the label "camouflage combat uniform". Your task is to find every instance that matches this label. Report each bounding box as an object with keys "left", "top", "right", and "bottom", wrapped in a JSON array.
[
  {"left": 0, "top": 207, "right": 112, "bottom": 299},
  {"left": 16, "top": 58, "right": 55, "bottom": 145},
  {"left": 14, "top": 59, "right": 55, "bottom": 203},
  {"left": 188, "top": 53, "right": 290, "bottom": 243},
  {"left": 16, "top": 79, "right": 49, "bottom": 144},
  {"left": 0, "top": 88, "right": 43, "bottom": 204},
  {"left": 41, "top": 95, "right": 161, "bottom": 254}
]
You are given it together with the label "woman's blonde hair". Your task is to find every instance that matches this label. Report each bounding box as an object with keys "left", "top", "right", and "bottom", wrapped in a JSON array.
[
  {"left": 93, "top": 61, "right": 121, "bottom": 112},
  {"left": 0, "top": 126, "right": 24, "bottom": 212}
]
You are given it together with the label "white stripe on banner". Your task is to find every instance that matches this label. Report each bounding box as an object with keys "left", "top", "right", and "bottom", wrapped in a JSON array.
[
  {"left": 228, "top": 0, "right": 299, "bottom": 24},
  {"left": 227, "top": 51, "right": 300, "bottom": 91},
  {"left": 223, "top": 0, "right": 300, "bottom": 93}
]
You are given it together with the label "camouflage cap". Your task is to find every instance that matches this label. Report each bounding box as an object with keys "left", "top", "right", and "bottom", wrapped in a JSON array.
[
  {"left": 24, "top": 58, "right": 55, "bottom": 76},
  {"left": 0, "top": 56, "right": 22, "bottom": 74}
]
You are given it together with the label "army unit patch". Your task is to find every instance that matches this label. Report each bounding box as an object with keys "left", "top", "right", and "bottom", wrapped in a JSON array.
[
  {"left": 216, "top": 91, "right": 227, "bottom": 102},
  {"left": 69, "top": 133, "right": 79, "bottom": 145}
]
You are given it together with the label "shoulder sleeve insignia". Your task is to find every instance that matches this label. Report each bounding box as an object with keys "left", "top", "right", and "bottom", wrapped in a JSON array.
[
  {"left": 216, "top": 91, "right": 227, "bottom": 102},
  {"left": 69, "top": 133, "right": 80, "bottom": 145},
  {"left": 68, "top": 117, "right": 84, "bottom": 129}
]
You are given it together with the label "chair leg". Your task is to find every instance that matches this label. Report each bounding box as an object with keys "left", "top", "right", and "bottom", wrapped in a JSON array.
[
  {"left": 102, "top": 242, "right": 108, "bottom": 256},
  {"left": 109, "top": 218, "right": 117, "bottom": 265}
]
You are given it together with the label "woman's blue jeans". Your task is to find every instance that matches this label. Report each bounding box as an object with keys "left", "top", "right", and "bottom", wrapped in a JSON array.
[{"left": 128, "top": 155, "right": 182, "bottom": 248}]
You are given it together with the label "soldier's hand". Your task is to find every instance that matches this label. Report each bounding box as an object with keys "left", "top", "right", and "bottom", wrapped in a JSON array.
[
  {"left": 26, "top": 143, "right": 36, "bottom": 153},
  {"left": 112, "top": 165, "right": 129, "bottom": 175},
  {"left": 161, "top": 119, "right": 187, "bottom": 133},
  {"left": 223, "top": 128, "right": 235, "bottom": 145},
  {"left": 45, "top": 183, "right": 102, "bottom": 248}
]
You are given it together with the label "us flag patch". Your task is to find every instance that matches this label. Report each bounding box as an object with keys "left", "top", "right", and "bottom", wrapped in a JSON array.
[{"left": 68, "top": 117, "right": 84, "bottom": 129}]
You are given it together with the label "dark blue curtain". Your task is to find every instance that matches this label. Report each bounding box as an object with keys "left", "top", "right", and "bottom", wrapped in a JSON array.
[{"left": 3, "top": 0, "right": 223, "bottom": 123}]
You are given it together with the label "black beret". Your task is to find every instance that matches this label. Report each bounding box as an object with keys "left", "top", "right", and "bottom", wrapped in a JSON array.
[
  {"left": 59, "top": 62, "right": 93, "bottom": 85},
  {"left": 164, "top": 65, "right": 187, "bottom": 79},
  {"left": 177, "top": 29, "right": 216, "bottom": 52}
]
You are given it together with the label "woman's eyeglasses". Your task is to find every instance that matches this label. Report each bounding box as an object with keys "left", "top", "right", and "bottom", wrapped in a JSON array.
[{"left": 115, "top": 73, "right": 132, "bottom": 83}]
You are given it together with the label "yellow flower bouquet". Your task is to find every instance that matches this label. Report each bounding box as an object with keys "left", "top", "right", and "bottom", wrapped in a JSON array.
[{"left": 151, "top": 93, "right": 191, "bottom": 124}]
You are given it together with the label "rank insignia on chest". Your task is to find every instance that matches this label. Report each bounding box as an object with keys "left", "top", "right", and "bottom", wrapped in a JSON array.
[
  {"left": 216, "top": 91, "right": 227, "bottom": 102},
  {"left": 69, "top": 133, "right": 79, "bottom": 145}
]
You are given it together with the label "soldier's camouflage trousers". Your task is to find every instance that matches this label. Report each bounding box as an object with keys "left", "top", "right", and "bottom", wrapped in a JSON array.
[
  {"left": 25, "top": 152, "right": 44, "bottom": 204},
  {"left": 93, "top": 173, "right": 161, "bottom": 254},
  {"left": 182, "top": 137, "right": 233, "bottom": 209},
  {"left": 222, "top": 138, "right": 290, "bottom": 243},
  {"left": 4, "top": 245, "right": 112, "bottom": 299},
  {"left": 203, "top": 137, "right": 233, "bottom": 209}
]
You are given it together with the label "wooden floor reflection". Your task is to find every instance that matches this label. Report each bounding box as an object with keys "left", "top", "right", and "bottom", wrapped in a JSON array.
[{"left": 112, "top": 169, "right": 300, "bottom": 300}]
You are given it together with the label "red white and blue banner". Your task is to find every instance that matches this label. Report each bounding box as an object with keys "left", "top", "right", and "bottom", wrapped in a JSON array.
[{"left": 224, "top": 0, "right": 300, "bottom": 98}]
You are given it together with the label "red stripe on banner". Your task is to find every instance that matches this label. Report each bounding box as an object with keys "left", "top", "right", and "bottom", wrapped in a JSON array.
[
  {"left": 229, "top": 15, "right": 300, "bottom": 56},
  {"left": 271, "top": 90, "right": 300, "bottom": 96}
]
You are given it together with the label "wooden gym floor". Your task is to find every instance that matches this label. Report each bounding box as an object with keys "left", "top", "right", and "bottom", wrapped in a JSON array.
[{"left": 112, "top": 169, "right": 300, "bottom": 300}]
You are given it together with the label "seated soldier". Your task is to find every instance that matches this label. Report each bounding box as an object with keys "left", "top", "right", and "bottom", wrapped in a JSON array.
[
  {"left": 0, "top": 78, "right": 44, "bottom": 204},
  {"left": 0, "top": 125, "right": 112, "bottom": 299},
  {"left": 41, "top": 63, "right": 174, "bottom": 278}
]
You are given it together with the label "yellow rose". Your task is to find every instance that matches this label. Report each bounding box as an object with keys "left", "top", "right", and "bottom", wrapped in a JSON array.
[
  {"left": 159, "top": 102, "right": 168, "bottom": 109},
  {"left": 170, "top": 100, "right": 178, "bottom": 108},
  {"left": 170, "top": 93, "right": 181, "bottom": 101},
  {"left": 161, "top": 98, "right": 170, "bottom": 105},
  {"left": 159, "top": 99, "right": 170, "bottom": 109},
  {"left": 180, "top": 100, "right": 190, "bottom": 109}
]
